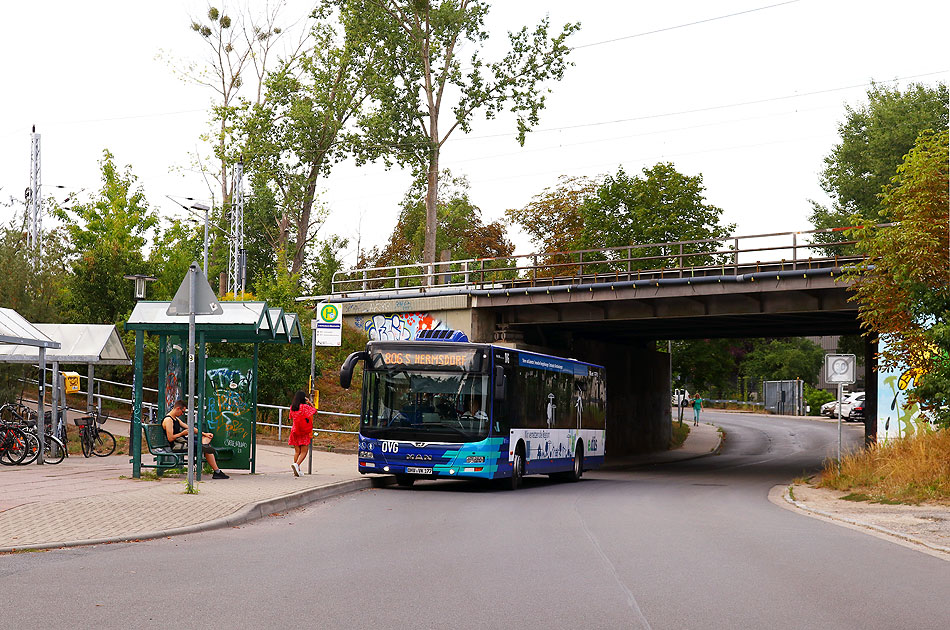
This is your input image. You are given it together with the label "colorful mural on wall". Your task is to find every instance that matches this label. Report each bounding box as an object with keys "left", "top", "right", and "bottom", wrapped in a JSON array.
[
  {"left": 204, "top": 357, "right": 255, "bottom": 469},
  {"left": 164, "top": 337, "right": 183, "bottom": 412},
  {"left": 353, "top": 312, "right": 446, "bottom": 341},
  {"left": 877, "top": 335, "right": 935, "bottom": 441}
]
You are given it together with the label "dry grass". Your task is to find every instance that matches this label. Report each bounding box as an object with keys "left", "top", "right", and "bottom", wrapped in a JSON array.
[{"left": 817, "top": 429, "right": 950, "bottom": 504}]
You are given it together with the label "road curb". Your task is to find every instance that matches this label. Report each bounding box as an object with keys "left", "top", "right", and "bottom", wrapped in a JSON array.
[
  {"left": 0, "top": 475, "right": 395, "bottom": 554},
  {"left": 601, "top": 423, "right": 723, "bottom": 470},
  {"left": 781, "top": 485, "right": 950, "bottom": 558}
]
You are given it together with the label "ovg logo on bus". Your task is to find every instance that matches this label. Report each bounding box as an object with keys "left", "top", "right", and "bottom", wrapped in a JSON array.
[{"left": 320, "top": 304, "right": 339, "bottom": 323}]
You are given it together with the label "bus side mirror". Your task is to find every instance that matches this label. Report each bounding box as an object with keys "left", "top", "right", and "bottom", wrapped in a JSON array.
[
  {"left": 494, "top": 366, "right": 507, "bottom": 401},
  {"left": 340, "top": 351, "right": 369, "bottom": 389}
]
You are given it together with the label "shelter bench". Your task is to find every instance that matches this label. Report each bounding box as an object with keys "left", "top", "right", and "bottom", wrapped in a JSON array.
[{"left": 141, "top": 423, "right": 233, "bottom": 475}]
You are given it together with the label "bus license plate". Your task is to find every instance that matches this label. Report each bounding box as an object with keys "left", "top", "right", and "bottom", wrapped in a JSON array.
[{"left": 405, "top": 467, "right": 433, "bottom": 474}]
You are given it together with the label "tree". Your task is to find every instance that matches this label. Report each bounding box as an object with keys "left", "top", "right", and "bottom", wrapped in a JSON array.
[
  {"left": 671, "top": 338, "right": 745, "bottom": 397},
  {"left": 180, "top": 4, "right": 303, "bottom": 208},
  {"left": 372, "top": 170, "right": 514, "bottom": 268},
  {"left": 55, "top": 150, "right": 157, "bottom": 324},
  {"left": 580, "top": 163, "right": 735, "bottom": 269},
  {"left": 505, "top": 175, "right": 597, "bottom": 276},
  {"left": 0, "top": 218, "right": 67, "bottom": 404},
  {"left": 810, "top": 82, "right": 948, "bottom": 241},
  {"left": 846, "top": 130, "right": 949, "bottom": 425},
  {"left": 146, "top": 218, "right": 203, "bottom": 301},
  {"left": 238, "top": 2, "right": 385, "bottom": 277},
  {"left": 740, "top": 338, "right": 825, "bottom": 385},
  {"left": 354, "top": 1, "right": 579, "bottom": 268}
]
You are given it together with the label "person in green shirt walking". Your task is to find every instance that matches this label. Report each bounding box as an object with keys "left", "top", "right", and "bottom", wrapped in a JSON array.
[{"left": 692, "top": 393, "right": 704, "bottom": 426}]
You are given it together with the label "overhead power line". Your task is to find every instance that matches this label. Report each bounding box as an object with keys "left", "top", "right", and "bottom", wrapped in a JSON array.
[{"left": 571, "top": 0, "right": 802, "bottom": 50}]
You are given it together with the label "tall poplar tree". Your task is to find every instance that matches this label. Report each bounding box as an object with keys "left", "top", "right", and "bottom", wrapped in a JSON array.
[{"left": 354, "top": 1, "right": 579, "bottom": 269}]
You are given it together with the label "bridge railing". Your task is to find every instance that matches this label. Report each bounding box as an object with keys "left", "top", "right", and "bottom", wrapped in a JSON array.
[{"left": 332, "top": 225, "right": 880, "bottom": 296}]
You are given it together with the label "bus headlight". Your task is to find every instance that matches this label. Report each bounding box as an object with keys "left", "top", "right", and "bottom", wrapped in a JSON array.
[{"left": 465, "top": 456, "right": 485, "bottom": 463}]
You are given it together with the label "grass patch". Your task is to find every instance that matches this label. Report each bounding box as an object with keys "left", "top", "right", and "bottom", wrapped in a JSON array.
[
  {"left": 817, "top": 429, "right": 950, "bottom": 504},
  {"left": 788, "top": 485, "right": 796, "bottom": 501},
  {"left": 670, "top": 421, "right": 690, "bottom": 449},
  {"left": 841, "top": 492, "right": 871, "bottom": 502}
]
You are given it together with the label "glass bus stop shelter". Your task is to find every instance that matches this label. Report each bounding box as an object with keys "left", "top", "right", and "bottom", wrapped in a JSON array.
[
  {"left": 0, "top": 308, "right": 62, "bottom": 464},
  {"left": 125, "top": 300, "right": 304, "bottom": 478}
]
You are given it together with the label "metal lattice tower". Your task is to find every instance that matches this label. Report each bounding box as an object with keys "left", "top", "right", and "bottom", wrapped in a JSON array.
[
  {"left": 27, "top": 127, "right": 42, "bottom": 264},
  {"left": 228, "top": 161, "right": 245, "bottom": 296}
]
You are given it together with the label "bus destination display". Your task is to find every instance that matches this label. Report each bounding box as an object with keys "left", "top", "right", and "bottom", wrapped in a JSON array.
[{"left": 373, "top": 348, "right": 482, "bottom": 371}]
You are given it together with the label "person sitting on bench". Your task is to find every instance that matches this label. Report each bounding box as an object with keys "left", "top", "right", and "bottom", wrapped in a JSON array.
[{"left": 162, "top": 400, "right": 229, "bottom": 479}]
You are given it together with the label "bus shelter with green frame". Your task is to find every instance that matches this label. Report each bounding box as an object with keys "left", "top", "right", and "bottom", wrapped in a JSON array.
[{"left": 125, "top": 301, "right": 304, "bottom": 478}]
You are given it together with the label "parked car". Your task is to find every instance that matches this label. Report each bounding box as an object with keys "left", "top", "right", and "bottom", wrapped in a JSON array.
[
  {"left": 821, "top": 392, "right": 864, "bottom": 418},
  {"left": 847, "top": 394, "right": 866, "bottom": 422},
  {"left": 672, "top": 388, "right": 691, "bottom": 407}
]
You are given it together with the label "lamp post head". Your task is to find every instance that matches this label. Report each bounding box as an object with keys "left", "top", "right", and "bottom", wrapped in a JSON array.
[{"left": 124, "top": 274, "right": 157, "bottom": 300}]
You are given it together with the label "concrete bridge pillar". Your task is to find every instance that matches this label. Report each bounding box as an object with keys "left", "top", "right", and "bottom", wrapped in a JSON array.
[{"left": 574, "top": 339, "right": 672, "bottom": 456}]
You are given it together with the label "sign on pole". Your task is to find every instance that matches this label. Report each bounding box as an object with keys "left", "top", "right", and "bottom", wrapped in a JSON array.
[
  {"left": 824, "top": 354, "right": 856, "bottom": 384},
  {"left": 825, "top": 353, "right": 856, "bottom": 467},
  {"left": 313, "top": 302, "right": 343, "bottom": 347}
]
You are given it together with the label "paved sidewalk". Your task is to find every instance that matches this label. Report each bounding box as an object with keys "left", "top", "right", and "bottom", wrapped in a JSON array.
[
  {"left": 603, "top": 421, "right": 722, "bottom": 469},
  {"left": 0, "top": 443, "right": 372, "bottom": 553},
  {"left": 1, "top": 423, "right": 721, "bottom": 553}
]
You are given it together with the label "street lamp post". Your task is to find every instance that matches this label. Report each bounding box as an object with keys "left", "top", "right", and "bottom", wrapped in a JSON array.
[{"left": 191, "top": 202, "right": 211, "bottom": 277}]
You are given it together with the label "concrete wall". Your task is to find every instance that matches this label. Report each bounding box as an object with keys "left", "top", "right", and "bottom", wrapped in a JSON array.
[
  {"left": 342, "top": 295, "right": 478, "bottom": 341},
  {"left": 575, "top": 339, "right": 672, "bottom": 455}
]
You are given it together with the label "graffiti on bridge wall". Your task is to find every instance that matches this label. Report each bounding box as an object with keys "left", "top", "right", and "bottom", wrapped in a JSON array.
[{"left": 354, "top": 312, "right": 446, "bottom": 341}]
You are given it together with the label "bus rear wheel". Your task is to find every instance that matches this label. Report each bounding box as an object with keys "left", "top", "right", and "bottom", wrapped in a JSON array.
[
  {"left": 509, "top": 448, "right": 524, "bottom": 491},
  {"left": 568, "top": 443, "right": 584, "bottom": 482},
  {"left": 395, "top": 474, "right": 416, "bottom": 487}
]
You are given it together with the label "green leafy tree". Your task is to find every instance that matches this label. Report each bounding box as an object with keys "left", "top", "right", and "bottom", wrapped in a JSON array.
[
  {"left": 740, "top": 338, "right": 825, "bottom": 385},
  {"left": 671, "top": 339, "right": 745, "bottom": 398},
  {"left": 373, "top": 171, "right": 513, "bottom": 268},
  {"left": 353, "top": 0, "right": 579, "bottom": 267},
  {"left": 506, "top": 175, "right": 598, "bottom": 277},
  {"left": 55, "top": 150, "right": 157, "bottom": 324},
  {"left": 0, "top": 218, "right": 67, "bottom": 404},
  {"left": 810, "top": 81, "right": 948, "bottom": 245},
  {"left": 238, "top": 3, "right": 385, "bottom": 276},
  {"left": 846, "top": 130, "right": 949, "bottom": 426},
  {"left": 580, "top": 163, "right": 735, "bottom": 270},
  {"left": 147, "top": 218, "right": 203, "bottom": 301}
]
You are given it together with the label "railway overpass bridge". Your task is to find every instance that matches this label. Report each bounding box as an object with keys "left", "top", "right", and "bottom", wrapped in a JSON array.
[{"left": 322, "top": 227, "right": 877, "bottom": 455}]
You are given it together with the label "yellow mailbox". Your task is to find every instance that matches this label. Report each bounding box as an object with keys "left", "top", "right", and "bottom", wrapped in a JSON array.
[{"left": 62, "top": 371, "right": 81, "bottom": 394}]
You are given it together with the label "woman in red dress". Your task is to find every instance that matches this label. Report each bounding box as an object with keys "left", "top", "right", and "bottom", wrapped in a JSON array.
[{"left": 288, "top": 390, "right": 316, "bottom": 476}]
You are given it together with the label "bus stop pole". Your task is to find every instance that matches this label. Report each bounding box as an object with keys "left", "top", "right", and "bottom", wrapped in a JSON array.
[
  {"left": 36, "top": 348, "right": 46, "bottom": 465},
  {"left": 186, "top": 266, "right": 197, "bottom": 492},
  {"left": 308, "top": 320, "right": 315, "bottom": 475}
]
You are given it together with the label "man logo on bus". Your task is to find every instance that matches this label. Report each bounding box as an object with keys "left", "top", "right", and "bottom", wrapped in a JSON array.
[{"left": 320, "top": 304, "right": 339, "bottom": 322}]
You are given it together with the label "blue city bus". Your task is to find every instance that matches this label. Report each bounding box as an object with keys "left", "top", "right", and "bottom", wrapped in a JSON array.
[{"left": 340, "top": 330, "right": 606, "bottom": 489}]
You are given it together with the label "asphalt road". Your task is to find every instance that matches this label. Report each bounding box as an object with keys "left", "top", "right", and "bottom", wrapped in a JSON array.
[{"left": 3, "top": 412, "right": 948, "bottom": 629}]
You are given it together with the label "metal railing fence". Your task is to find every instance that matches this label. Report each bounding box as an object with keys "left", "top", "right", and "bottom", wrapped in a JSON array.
[
  {"left": 332, "top": 224, "right": 890, "bottom": 296},
  {"left": 19, "top": 373, "right": 359, "bottom": 437}
]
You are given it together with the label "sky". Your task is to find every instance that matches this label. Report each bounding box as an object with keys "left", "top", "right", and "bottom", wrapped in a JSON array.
[{"left": 1, "top": 0, "right": 947, "bottom": 268}]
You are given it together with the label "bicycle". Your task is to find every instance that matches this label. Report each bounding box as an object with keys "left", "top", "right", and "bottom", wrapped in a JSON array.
[
  {"left": 0, "top": 423, "right": 29, "bottom": 465},
  {"left": 76, "top": 407, "right": 116, "bottom": 458},
  {"left": 0, "top": 403, "right": 66, "bottom": 465}
]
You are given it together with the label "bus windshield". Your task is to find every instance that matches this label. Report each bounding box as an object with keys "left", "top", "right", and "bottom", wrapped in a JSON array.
[{"left": 362, "top": 368, "right": 490, "bottom": 442}]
